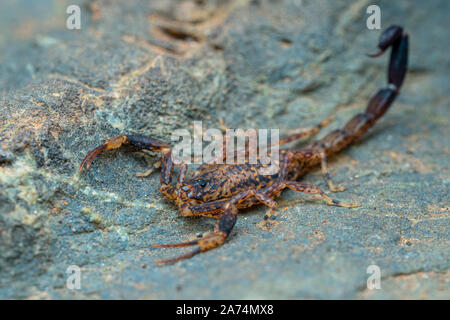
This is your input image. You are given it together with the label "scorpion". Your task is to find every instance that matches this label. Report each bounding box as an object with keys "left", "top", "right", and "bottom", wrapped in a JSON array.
[{"left": 80, "top": 26, "right": 408, "bottom": 264}]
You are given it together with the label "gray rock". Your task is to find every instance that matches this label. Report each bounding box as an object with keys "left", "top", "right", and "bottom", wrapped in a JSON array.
[{"left": 0, "top": 0, "right": 448, "bottom": 299}]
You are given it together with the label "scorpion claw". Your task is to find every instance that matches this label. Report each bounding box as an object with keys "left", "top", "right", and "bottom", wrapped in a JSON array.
[
  {"left": 152, "top": 239, "right": 199, "bottom": 248},
  {"left": 153, "top": 231, "right": 228, "bottom": 264},
  {"left": 154, "top": 248, "right": 203, "bottom": 264},
  {"left": 79, "top": 135, "right": 129, "bottom": 172},
  {"left": 153, "top": 239, "right": 203, "bottom": 264},
  {"left": 79, "top": 144, "right": 107, "bottom": 171}
]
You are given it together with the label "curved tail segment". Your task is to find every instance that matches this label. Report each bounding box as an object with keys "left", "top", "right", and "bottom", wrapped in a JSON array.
[{"left": 304, "top": 26, "right": 408, "bottom": 157}]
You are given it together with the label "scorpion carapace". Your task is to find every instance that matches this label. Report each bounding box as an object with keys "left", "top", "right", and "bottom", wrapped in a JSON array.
[{"left": 80, "top": 26, "right": 408, "bottom": 264}]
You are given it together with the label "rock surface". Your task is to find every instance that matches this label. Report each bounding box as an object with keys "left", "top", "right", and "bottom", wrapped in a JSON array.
[{"left": 0, "top": 0, "right": 448, "bottom": 299}]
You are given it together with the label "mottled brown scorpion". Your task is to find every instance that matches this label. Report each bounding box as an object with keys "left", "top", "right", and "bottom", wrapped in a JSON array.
[{"left": 80, "top": 26, "right": 408, "bottom": 263}]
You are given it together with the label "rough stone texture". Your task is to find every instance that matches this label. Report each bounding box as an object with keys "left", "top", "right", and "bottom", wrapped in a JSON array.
[{"left": 0, "top": 0, "right": 448, "bottom": 299}]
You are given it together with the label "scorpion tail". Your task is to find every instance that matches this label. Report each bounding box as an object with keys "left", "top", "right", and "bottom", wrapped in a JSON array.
[{"left": 304, "top": 26, "right": 408, "bottom": 157}]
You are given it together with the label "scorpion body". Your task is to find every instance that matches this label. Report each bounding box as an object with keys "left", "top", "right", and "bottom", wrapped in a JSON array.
[{"left": 80, "top": 26, "right": 408, "bottom": 263}]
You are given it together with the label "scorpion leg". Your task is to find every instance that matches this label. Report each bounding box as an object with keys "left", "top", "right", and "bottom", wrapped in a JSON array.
[
  {"left": 217, "top": 115, "right": 334, "bottom": 143},
  {"left": 285, "top": 147, "right": 347, "bottom": 192},
  {"left": 79, "top": 134, "right": 179, "bottom": 201},
  {"left": 277, "top": 116, "right": 335, "bottom": 146},
  {"left": 176, "top": 163, "right": 188, "bottom": 190},
  {"left": 136, "top": 159, "right": 161, "bottom": 177},
  {"left": 215, "top": 116, "right": 335, "bottom": 164},
  {"left": 257, "top": 180, "right": 360, "bottom": 230},
  {"left": 153, "top": 189, "right": 276, "bottom": 264},
  {"left": 257, "top": 149, "right": 358, "bottom": 228},
  {"left": 265, "top": 181, "right": 360, "bottom": 208},
  {"left": 283, "top": 149, "right": 359, "bottom": 207},
  {"left": 319, "top": 149, "right": 346, "bottom": 192}
]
